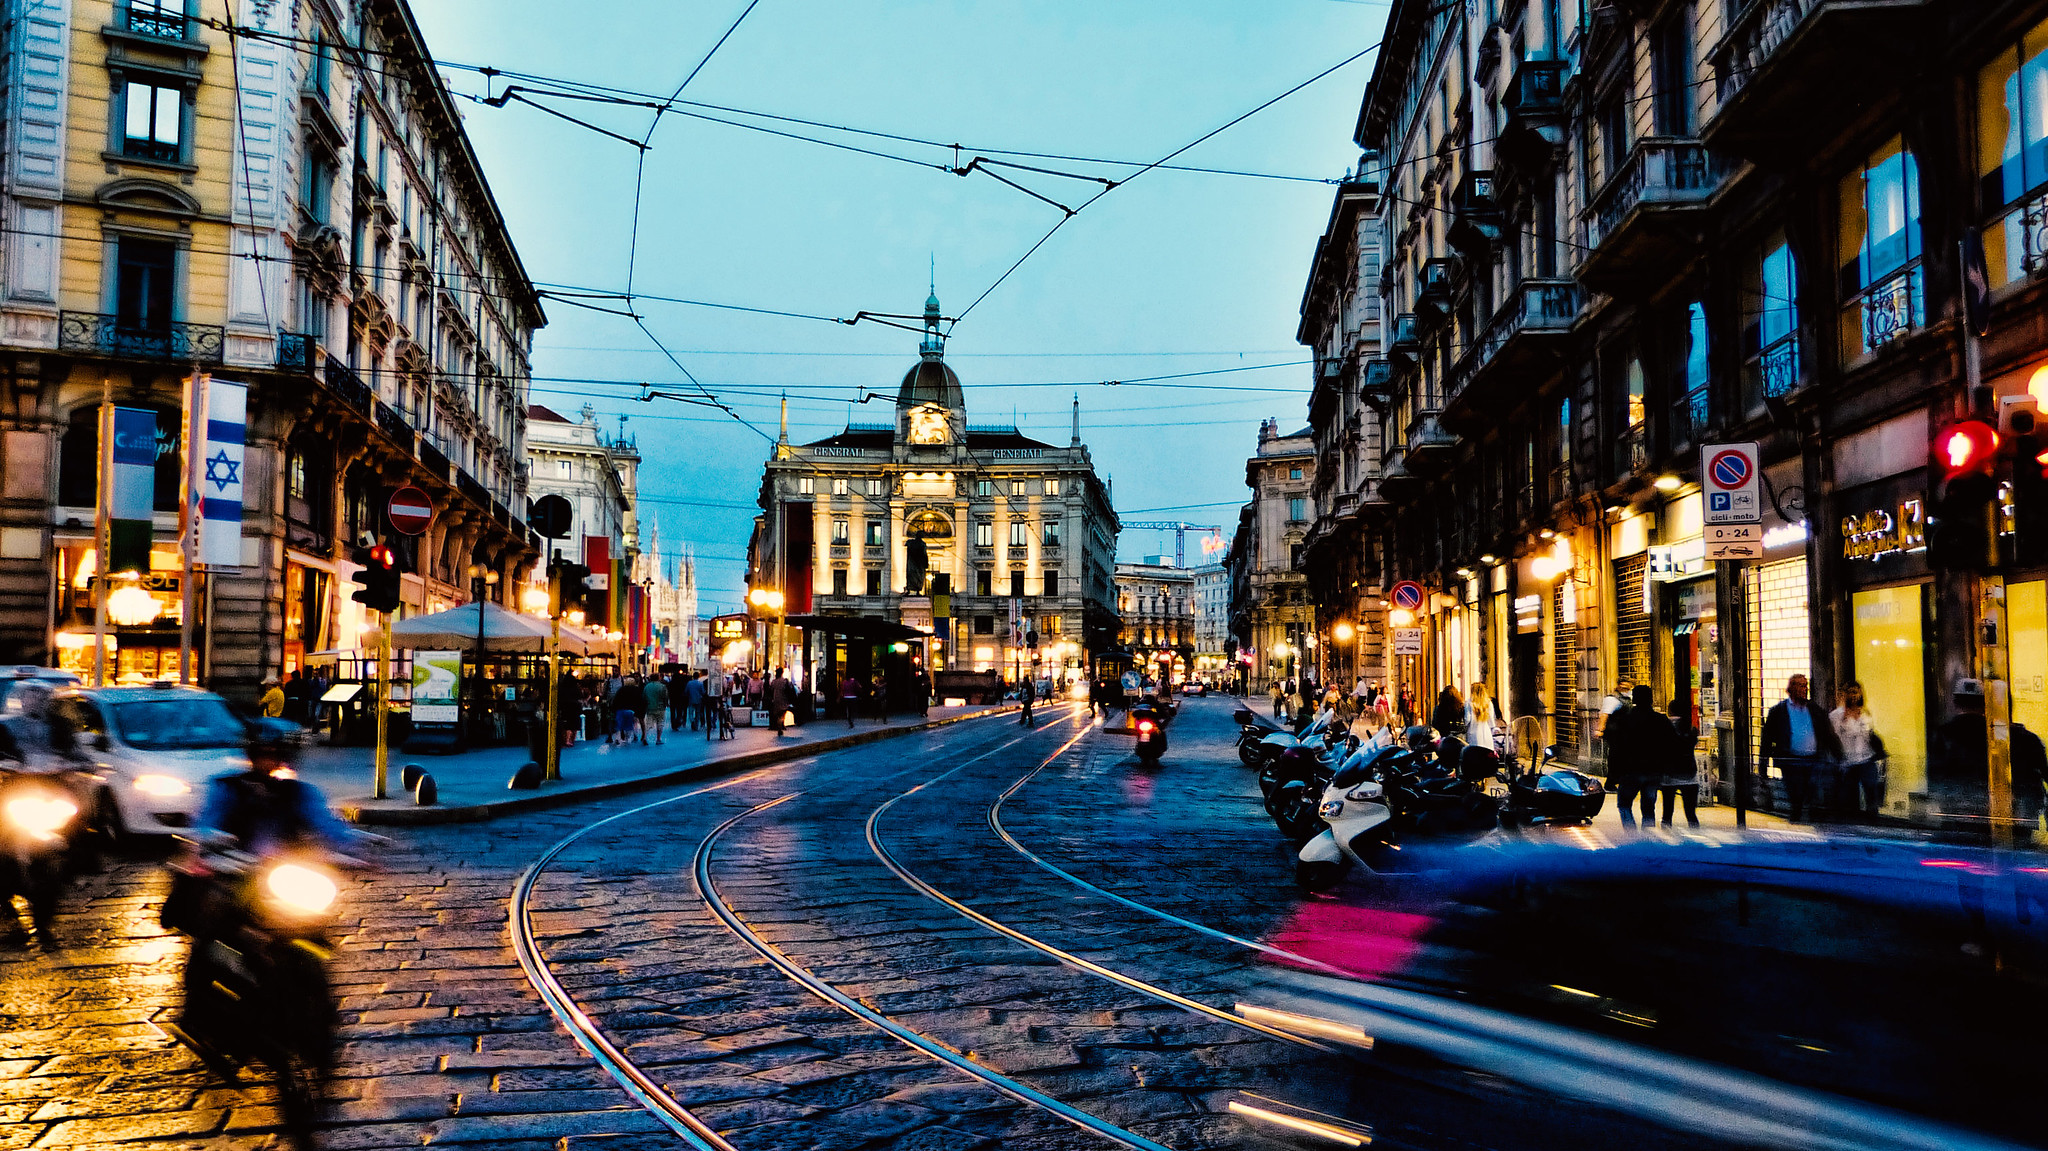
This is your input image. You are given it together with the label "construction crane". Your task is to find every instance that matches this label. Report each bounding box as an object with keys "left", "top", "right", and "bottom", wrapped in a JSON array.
[{"left": 1123, "top": 521, "right": 1225, "bottom": 568}]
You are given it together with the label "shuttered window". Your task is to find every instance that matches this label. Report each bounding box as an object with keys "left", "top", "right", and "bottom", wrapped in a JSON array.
[
  {"left": 1615, "top": 554, "right": 1653, "bottom": 695},
  {"left": 1553, "top": 588, "right": 1579, "bottom": 751}
]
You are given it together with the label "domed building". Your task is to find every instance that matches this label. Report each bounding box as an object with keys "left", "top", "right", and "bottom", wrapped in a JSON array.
[{"left": 748, "top": 294, "right": 1121, "bottom": 712}]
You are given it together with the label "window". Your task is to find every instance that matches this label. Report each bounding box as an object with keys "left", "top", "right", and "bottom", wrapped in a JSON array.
[
  {"left": 1289, "top": 466, "right": 1303, "bottom": 480},
  {"left": 1043, "top": 478, "right": 1060, "bottom": 496},
  {"left": 831, "top": 569, "right": 848, "bottom": 596},
  {"left": 1043, "top": 569, "right": 1060, "bottom": 596},
  {"left": 831, "top": 518, "right": 849, "bottom": 544},
  {"left": 1618, "top": 357, "right": 1648, "bottom": 477},
  {"left": 976, "top": 479, "right": 993, "bottom": 497},
  {"left": 797, "top": 476, "right": 814, "bottom": 495},
  {"left": 974, "top": 614, "right": 995, "bottom": 634},
  {"left": 1838, "top": 137, "right": 1924, "bottom": 362},
  {"left": 1042, "top": 520, "right": 1061, "bottom": 547},
  {"left": 115, "top": 237, "right": 176, "bottom": 333},
  {"left": 866, "top": 478, "right": 885, "bottom": 496},
  {"left": 831, "top": 478, "right": 848, "bottom": 496},
  {"left": 1741, "top": 231, "right": 1800, "bottom": 409},
  {"left": 1288, "top": 497, "right": 1306, "bottom": 522},
  {"left": 1672, "top": 301, "right": 1709, "bottom": 449},
  {"left": 1651, "top": 17, "right": 1693, "bottom": 137},
  {"left": 866, "top": 569, "right": 883, "bottom": 596},
  {"left": 1009, "top": 521, "right": 1028, "bottom": 547},
  {"left": 976, "top": 521, "right": 993, "bottom": 547},
  {"left": 1980, "top": 23, "right": 2048, "bottom": 283},
  {"left": 865, "top": 519, "right": 884, "bottom": 547},
  {"left": 976, "top": 570, "right": 993, "bottom": 596},
  {"left": 302, "top": 152, "right": 332, "bottom": 224},
  {"left": 559, "top": 459, "right": 570, "bottom": 474},
  {"left": 1598, "top": 91, "right": 1629, "bottom": 185},
  {"left": 122, "top": 81, "right": 183, "bottom": 162},
  {"left": 1010, "top": 571, "right": 1026, "bottom": 598}
]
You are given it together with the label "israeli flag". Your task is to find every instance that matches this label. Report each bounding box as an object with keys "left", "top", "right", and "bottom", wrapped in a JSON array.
[{"left": 197, "top": 378, "right": 246, "bottom": 568}]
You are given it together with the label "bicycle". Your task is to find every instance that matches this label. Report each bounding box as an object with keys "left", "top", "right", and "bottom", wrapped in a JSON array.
[{"left": 712, "top": 698, "right": 736, "bottom": 741}]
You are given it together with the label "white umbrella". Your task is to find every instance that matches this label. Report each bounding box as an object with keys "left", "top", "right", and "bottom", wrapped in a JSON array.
[{"left": 388, "top": 601, "right": 593, "bottom": 656}]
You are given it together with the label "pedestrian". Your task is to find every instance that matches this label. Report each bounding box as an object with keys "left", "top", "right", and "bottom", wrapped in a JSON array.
[
  {"left": 1430, "top": 685, "right": 1465, "bottom": 740},
  {"left": 613, "top": 674, "right": 645, "bottom": 746},
  {"left": 839, "top": 670, "right": 862, "bottom": 728},
  {"left": 1760, "top": 673, "right": 1839, "bottom": 822},
  {"left": 282, "top": 671, "right": 306, "bottom": 724},
  {"left": 704, "top": 666, "right": 729, "bottom": 729},
  {"left": 912, "top": 665, "right": 931, "bottom": 718},
  {"left": 1662, "top": 696, "right": 1703, "bottom": 828},
  {"left": 1270, "top": 679, "right": 1287, "bottom": 720},
  {"left": 873, "top": 671, "right": 890, "bottom": 722},
  {"left": 747, "top": 668, "right": 765, "bottom": 709},
  {"left": 1465, "top": 684, "right": 1497, "bottom": 755},
  {"left": 1019, "top": 677, "right": 1035, "bottom": 726},
  {"left": 641, "top": 672, "right": 668, "bottom": 746},
  {"left": 1602, "top": 684, "right": 1669, "bottom": 830},
  {"left": 259, "top": 676, "right": 285, "bottom": 719},
  {"left": 768, "top": 669, "right": 795, "bottom": 736},
  {"left": 1828, "top": 681, "right": 1885, "bottom": 819},
  {"left": 1928, "top": 677, "right": 2048, "bottom": 836},
  {"left": 683, "top": 671, "right": 706, "bottom": 731}
]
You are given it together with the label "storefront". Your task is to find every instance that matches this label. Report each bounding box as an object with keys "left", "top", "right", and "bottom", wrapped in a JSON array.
[{"left": 52, "top": 542, "right": 202, "bottom": 683}]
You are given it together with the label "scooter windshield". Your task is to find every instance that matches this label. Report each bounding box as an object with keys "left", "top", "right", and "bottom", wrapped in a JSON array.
[{"left": 1332, "top": 746, "right": 1408, "bottom": 788}]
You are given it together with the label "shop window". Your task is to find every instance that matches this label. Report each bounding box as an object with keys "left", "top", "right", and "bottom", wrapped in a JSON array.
[
  {"left": 1043, "top": 569, "right": 1060, "bottom": 596},
  {"left": 121, "top": 81, "right": 184, "bottom": 163},
  {"left": 1852, "top": 583, "right": 1927, "bottom": 817},
  {"left": 1741, "top": 232, "right": 1800, "bottom": 410},
  {"left": 865, "top": 569, "right": 883, "bottom": 596},
  {"left": 1979, "top": 21, "right": 2048, "bottom": 284},
  {"left": 976, "top": 569, "right": 993, "bottom": 596},
  {"left": 831, "top": 569, "right": 848, "bottom": 597},
  {"left": 1839, "top": 137, "right": 1924, "bottom": 362},
  {"left": 1746, "top": 558, "right": 1813, "bottom": 804}
]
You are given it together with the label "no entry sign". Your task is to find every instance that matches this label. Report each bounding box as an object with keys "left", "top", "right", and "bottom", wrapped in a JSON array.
[
  {"left": 1700, "top": 442, "right": 1761, "bottom": 526},
  {"left": 387, "top": 486, "right": 434, "bottom": 536}
]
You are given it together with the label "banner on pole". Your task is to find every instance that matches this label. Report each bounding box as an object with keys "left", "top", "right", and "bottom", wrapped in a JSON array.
[
  {"left": 107, "top": 406, "right": 156, "bottom": 575},
  {"left": 197, "top": 378, "right": 247, "bottom": 568}
]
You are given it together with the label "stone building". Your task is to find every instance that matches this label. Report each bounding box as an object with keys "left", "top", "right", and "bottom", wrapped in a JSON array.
[
  {"left": 0, "top": 0, "right": 542, "bottom": 701},
  {"left": 1190, "top": 560, "right": 1231, "bottom": 681},
  {"left": 1227, "top": 419, "right": 1316, "bottom": 692},
  {"left": 748, "top": 293, "right": 1119, "bottom": 696},
  {"left": 524, "top": 403, "right": 637, "bottom": 636},
  {"left": 1114, "top": 558, "right": 1195, "bottom": 686}
]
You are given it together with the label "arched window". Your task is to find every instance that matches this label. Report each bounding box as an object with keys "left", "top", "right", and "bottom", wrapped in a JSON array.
[{"left": 905, "top": 511, "right": 953, "bottom": 540}]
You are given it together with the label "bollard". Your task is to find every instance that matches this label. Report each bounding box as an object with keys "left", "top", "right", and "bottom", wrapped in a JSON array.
[
  {"left": 508, "top": 761, "right": 543, "bottom": 790},
  {"left": 401, "top": 763, "right": 426, "bottom": 791},
  {"left": 412, "top": 772, "right": 438, "bottom": 805}
]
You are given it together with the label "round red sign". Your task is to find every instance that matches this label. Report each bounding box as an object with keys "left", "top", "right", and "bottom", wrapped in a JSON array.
[{"left": 387, "top": 486, "right": 434, "bottom": 536}]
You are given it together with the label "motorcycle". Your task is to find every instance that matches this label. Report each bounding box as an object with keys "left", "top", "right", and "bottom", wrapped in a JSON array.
[
  {"left": 1497, "top": 743, "right": 1607, "bottom": 826},
  {"left": 163, "top": 845, "right": 364, "bottom": 1149},
  {"left": 1294, "top": 742, "right": 1417, "bottom": 890},
  {"left": 1233, "top": 707, "right": 1285, "bottom": 767},
  {"left": 1131, "top": 701, "right": 1170, "bottom": 765},
  {"left": 0, "top": 766, "right": 81, "bottom": 947},
  {"left": 1256, "top": 712, "right": 1344, "bottom": 799},
  {"left": 1265, "top": 731, "right": 1367, "bottom": 844}
]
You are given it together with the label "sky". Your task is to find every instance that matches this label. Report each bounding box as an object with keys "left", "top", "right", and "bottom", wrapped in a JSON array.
[{"left": 407, "top": 0, "right": 1390, "bottom": 612}]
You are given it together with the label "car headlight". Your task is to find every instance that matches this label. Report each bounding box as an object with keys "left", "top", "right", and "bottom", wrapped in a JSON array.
[
  {"left": 1345, "top": 781, "right": 1384, "bottom": 801},
  {"left": 133, "top": 774, "right": 192, "bottom": 797},
  {"left": 1318, "top": 799, "right": 1344, "bottom": 818},
  {"left": 6, "top": 795, "right": 78, "bottom": 841},
  {"left": 265, "top": 863, "right": 339, "bottom": 916}
]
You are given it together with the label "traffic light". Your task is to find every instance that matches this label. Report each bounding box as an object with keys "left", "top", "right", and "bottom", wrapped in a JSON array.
[
  {"left": 1931, "top": 419, "right": 2000, "bottom": 573},
  {"left": 1025, "top": 628, "right": 1040, "bottom": 649},
  {"left": 350, "top": 543, "right": 401, "bottom": 613},
  {"left": 548, "top": 562, "right": 591, "bottom": 618}
]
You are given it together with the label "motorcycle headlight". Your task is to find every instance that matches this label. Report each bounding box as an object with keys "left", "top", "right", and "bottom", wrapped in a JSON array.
[
  {"left": 265, "top": 863, "right": 338, "bottom": 916},
  {"left": 133, "top": 774, "right": 192, "bottom": 797},
  {"left": 6, "top": 795, "right": 78, "bottom": 841},
  {"left": 1318, "top": 799, "right": 1344, "bottom": 818},
  {"left": 1344, "top": 782, "right": 1384, "bottom": 801}
]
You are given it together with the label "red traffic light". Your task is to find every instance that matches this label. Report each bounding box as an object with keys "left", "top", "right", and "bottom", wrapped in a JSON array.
[
  {"left": 1939, "top": 420, "right": 2000, "bottom": 480},
  {"left": 367, "top": 544, "right": 395, "bottom": 569}
]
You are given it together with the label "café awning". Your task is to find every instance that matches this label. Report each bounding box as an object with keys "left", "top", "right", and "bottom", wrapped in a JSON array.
[
  {"left": 782, "top": 614, "right": 928, "bottom": 643},
  {"left": 388, "top": 601, "right": 598, "bottom": 656}
]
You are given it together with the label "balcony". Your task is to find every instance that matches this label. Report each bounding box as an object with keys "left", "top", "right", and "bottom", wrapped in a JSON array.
[
  {"left": 1499, "top": 58, "right": 1567, "bottom": 170},
  {"left": 1442, "top": 278, "right": 1579, "bottom": 430},
  {"left": 276, "top": 331, "right": 316, "bottom": 373},
  {"left": 1388, "top": 314, "right": 1420, "bottom": 365},
  {"left": 374, "top": 399, "right": 411, "bottom": 444},
  {"left": 1448, "top": 170, "right": 1501, "bottom": 256},
  {"left": 122, "top": 4, "right": 186, "bottom": 38},
  {"left": 1407, "top": 411, "right": 1457, "bottom": 473},
  {"left": 1415, "top": 259, "right": 1455, "bottom": 323},
  {"left": 321, "top": 358, "right": 372, "bottom": 412},
  {"left": 1705, "top": 0, "right": 1932, "bottom": 158},
  {"left": 1360, "top": 357, "right": 1392, "bottom": 405},
  {"left": 1612, "top": 422, "right": 1651, "bottom": 484},
  {"left": 1379, "top": 445, "right": 1418, "bottom": 501},
  {"left": 58, "top": 312, "right": 223, "bottom": 364},
  {"left": 1579, "top": 139, "right": 1729, "bottom": 291}
]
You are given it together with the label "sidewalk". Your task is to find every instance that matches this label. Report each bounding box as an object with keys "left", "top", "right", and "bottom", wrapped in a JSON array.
[{"left": 302, "top": 704, "right": 1015, "bottom": 826}]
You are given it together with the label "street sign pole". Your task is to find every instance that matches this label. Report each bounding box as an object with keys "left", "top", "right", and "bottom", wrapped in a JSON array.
[
  {"left": 545, "top": 613, "right": 561, "bottom": 782},
  {"left": 1703, "top": 442, "right": 1763, "bottom": 826},
  {"left": 374, "top": 610, "right": 390, "bottom": 800}
]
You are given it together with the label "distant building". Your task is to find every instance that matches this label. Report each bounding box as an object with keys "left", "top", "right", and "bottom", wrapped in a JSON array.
[
  {"left": 748, "top": 293, "right": 1119, "bottom": 699},
  {"left": 1190, "top": 562, "right": 1231, "bottom": 679},
  {"left": 1227, "top": 419, "right": 1315, "bottom": 691},
  {"left": 524, "top": 404, "right": 641, "bottom": 650},
  {"left": 1115, "top": 558, "right": 1194, "bottom": 684}
]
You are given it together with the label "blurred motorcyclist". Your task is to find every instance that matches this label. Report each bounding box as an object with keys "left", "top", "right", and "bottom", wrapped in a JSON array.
[{"left": 193, "top": 720, "right": 352, "bottom": 856}]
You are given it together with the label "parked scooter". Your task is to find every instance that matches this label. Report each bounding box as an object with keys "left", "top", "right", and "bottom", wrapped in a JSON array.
[
  {"left": 1294, "top": 743, "right": 1411, "bottom": 890},
  {"left": 1496, "top": 743, "right": 1607, "bottom": 826},
  {"left": 1233, "top": 708, "right": 1285, "bottom": 767}
]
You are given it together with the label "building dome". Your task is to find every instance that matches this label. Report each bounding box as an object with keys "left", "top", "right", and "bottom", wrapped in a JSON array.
[{"left": 898, "top": 359, "right": 964, "bottom": 409}]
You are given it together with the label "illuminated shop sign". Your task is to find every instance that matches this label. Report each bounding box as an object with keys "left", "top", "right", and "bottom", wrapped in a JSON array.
[{"left": 1841, "top": 498, "right": 1925, "bottom": 561}]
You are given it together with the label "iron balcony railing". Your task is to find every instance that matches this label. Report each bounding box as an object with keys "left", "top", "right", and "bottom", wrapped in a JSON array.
[
  {"left": 1474, "top": 278, "right": 1579, "bottom": 366},
  {"left": 58, "top": 311, "right": 223, "bottom": 364},
  {"left": 322, "top": 359, "right": 372, "bottom": 412},
  {"left": 1714, "top": 0, "right": 1820, "bottom": 110},
  {"left": 122, "top": 5, "right": 187, "bottom": 39},
  {"left": 276, "top": 331, "right": 315, "bottom": 372},
  {"left": 1586, "top": 139, "right": 1726, "bottom": 250}
]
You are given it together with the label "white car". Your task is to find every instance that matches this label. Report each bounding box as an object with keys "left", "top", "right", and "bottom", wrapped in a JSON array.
[{"left": 45, "top": 684, "right": 251, "bottom": 838}]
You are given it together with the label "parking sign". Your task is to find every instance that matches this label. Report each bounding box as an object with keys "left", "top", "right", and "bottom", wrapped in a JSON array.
[{"left": 1701, "top": 442, "right": 1761, "bottom": 525}]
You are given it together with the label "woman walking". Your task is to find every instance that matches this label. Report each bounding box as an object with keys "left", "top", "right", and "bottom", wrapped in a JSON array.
[
  {"left": 1465, "top": 683, "right": 1497, "bottom": 755},
  {"left": 1830, "top": 681, "right": 1885, "bottom": 818}
]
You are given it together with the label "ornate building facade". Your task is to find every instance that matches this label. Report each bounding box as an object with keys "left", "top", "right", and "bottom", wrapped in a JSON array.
[{"left": 1227, "top": 419, "right": 1316, "bottom": 692}]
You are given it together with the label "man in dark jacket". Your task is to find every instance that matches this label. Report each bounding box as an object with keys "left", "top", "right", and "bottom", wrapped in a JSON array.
[
  {"left": 612, "top": 675, "right": 646, "bottom": 746},
  {"left": 1759, "top": 673, "right": 1840, "bottom": 821},
  {"left": 1928, "top": 677, "right": 2048, "bottom": 835},
  {"left": 1602, "top": 684, "right": 1670, "bottom": 829}
]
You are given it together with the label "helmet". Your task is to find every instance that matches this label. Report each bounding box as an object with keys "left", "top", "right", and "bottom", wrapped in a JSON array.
[{"left": 247, "top": 716, "right": 305, "bottom": 775}]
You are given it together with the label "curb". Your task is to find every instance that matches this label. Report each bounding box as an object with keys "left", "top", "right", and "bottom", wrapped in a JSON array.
[{"left": 336, "top": 704, "right": 1021, "bottom": 827}]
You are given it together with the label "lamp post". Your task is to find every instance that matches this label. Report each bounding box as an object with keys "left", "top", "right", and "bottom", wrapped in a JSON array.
[
  {"left": 747, "top": 587, "right": 785, "bottom": 674},
  {"left": 464, "top": 563, "right": 499, "bottom": 746}
]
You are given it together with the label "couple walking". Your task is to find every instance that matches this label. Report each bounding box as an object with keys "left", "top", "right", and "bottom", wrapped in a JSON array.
[{"left": 1601, "top": 685, "right": 1703, "bottom": 829}]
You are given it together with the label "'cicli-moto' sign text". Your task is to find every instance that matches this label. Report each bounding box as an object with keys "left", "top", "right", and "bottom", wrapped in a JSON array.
[{"left": 1841, "top": 498, "right": 1925, "bottom": 561}]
